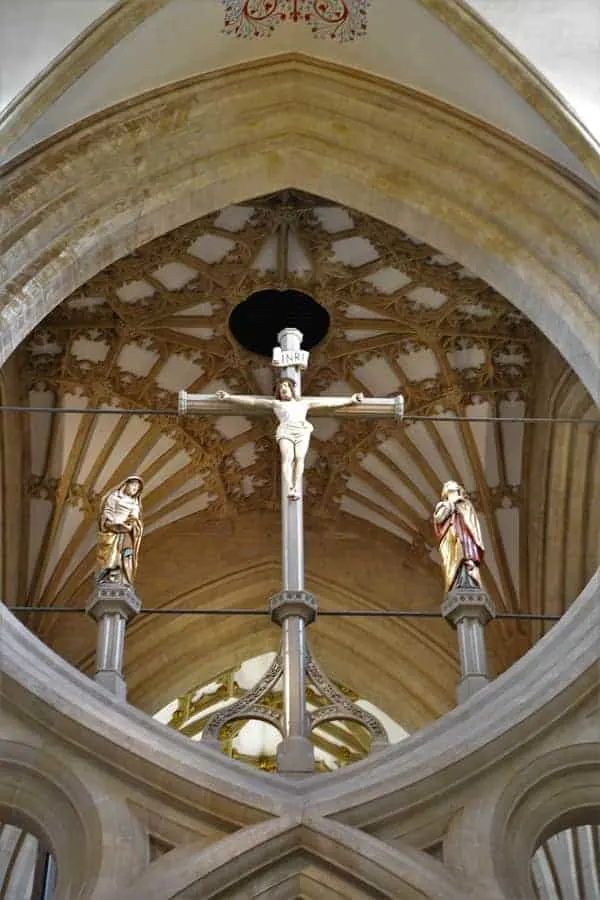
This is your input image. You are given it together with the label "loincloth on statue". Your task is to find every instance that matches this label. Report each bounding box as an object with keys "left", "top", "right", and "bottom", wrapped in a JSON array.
[{"left": 276, "top": 421, "right": 313, "bottom": 444}]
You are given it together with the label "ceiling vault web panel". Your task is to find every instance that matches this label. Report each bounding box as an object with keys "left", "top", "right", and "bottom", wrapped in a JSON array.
[{"left": 20, "top": 190, "right": 545, "bottom": 614}]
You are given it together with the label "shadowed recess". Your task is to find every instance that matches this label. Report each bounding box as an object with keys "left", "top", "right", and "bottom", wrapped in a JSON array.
[{"left": 229, "top": 290, "right": 330, "bottom": 357}]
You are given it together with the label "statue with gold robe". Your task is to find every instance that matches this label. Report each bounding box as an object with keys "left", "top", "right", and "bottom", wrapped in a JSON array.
[
  {"left": 96, "top": 476, "right": 144, "bottom": 585},
  {"left": 433, "top": 481, "right": 484, "bottom": 592}
]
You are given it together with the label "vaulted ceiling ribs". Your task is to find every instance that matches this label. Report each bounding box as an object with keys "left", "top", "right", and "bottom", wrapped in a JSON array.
[{"left": 20, "top": 190, "right": 540, "bottom": 613}]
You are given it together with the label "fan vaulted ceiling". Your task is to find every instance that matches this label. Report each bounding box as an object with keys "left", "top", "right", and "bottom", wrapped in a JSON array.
[{"left": 20, "top": 189, "right": 558, "bottom": 617}]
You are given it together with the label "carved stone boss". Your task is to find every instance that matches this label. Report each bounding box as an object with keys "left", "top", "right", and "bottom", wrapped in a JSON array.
[{"left": 179, "top": 327, "right": 404, "bottom": 773}]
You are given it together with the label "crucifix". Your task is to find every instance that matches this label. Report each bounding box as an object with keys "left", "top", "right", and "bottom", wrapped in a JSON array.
[{"left": 179, "top": 327, "right": 404, "bottom": 773}]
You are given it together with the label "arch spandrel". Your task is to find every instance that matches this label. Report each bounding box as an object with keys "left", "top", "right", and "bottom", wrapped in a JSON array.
[{"left": 0, "top": 59, "right": 598, "bottom": 395}]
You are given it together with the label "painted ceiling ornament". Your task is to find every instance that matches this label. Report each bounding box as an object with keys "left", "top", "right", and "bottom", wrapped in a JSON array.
[{"left": 220, "top": 0, "right": 371, "bottom": 42}]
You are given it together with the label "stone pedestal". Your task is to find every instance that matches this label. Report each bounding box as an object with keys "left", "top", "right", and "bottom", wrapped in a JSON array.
[
  {"left": 86, "top": 582, "right": 141, "bottom": 701},
  {"left": 269, "top": 590, "right": 317, "bottom": 775},
  {"left": 442, "top": 588, "right": 495, "bottom": 704}
]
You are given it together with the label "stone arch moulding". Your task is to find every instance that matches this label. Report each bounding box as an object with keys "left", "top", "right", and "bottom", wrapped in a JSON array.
[
  {"left": 0, "top": 57, "right": 598, "bottom": 397},
  {"left": 1, "top": 1, "right": 598, "bottom": 181},
  {"left": 0, "top": 740, "right": 103, "bottom": 899},
  {"left": 441, "top": 742, "right": 600, "bottom": 900},
  {"left": 494, "top": 743, "right": 600, "bottom": 900},
  {"left": 0, "top": 55, "right": 598, "bottom": 825},
  {"left": 414, "top": 0, "right": 600, "bottom": 178},
  {"left": 119, "top": 814, "right": 464, "bottom": 899}
]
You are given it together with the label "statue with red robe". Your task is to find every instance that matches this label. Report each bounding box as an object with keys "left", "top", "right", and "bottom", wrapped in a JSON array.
[{"left": 433, "top": 481, "right": 485, "bottom": 592}]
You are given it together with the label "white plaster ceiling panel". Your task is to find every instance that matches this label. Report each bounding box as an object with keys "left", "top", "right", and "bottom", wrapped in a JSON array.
[
  {"left": 0, "top": 0, "right": 118, "bottom": 111},
  {"left": 145, "top": 492, "right": 216, "bottom": 534},
  {"left": 379, "top": 437, "right": 438, "bottom": 504},
  {"left": 136, "top": 433, "right": 176, "bottom": 470},
  {"left": 311, "top": 418, "right": 339, "bottom": 442},
  {"left": 466, "top": 401, "right": 501, "bottom": 488},
  {"left": 353, "top": 357, "right": 401, "bottom": 395},
  {"left": 215, "top": 415, "right": 252, "bottom": 440},
  {"left": 213, "top": 205, "right": 255, "bottom": 232},
  {"left": 253, "top": 235, "right": 279, "bottom": 274},
  {"left": 28, "top": 391, "right": 54, "bottom": 476},
  {"left": 41, "top": 504, "right": 85, "bottom": 593},
  {"left": 234, "top": 443, "right": 256, "bottom": 469},
  {"left": 344, "top": 304, "right": 388, "bottom": 321},
  {"left": 346, "top": 475, "right": 408, "bottom": 520},
  {"left": 27, "top": 498, "right": 52, "bottom": 591},
  {"left": 47, "top": 400, "right": 88, "bottom": 479},
  {"left": 152, "top": 262, "right": 198, "bottom": 290},
  {"left": 340, "top": 496, "right": 415, "bottom": 543},
  {"left": 496, "top": 506, "right": 519, "bottom": 595},
  {"left": 71, "top": 336, "right": 110, "bottom": 363},
  {"left": 117, "top": 342, "right": 160, "bottom": 377},
  {"left": 403, "top": 422, "right": 454, "bottom": 485},
  {"left": 116, "top": 280, "right": 155, "bottom": 303},
  {"left": 3, "top": 0, "right": 592, "bottom": 182},
  {"left": 55, "top": 532, "right": 97, "bottom": 595},
  {"left": 173, "top": 326, "right": 215, "bottom": 341},
  {"left": 94, "top": 417, "right": 151, "bottom": 491},
  {"left": 363, "top": 268, "right": 413, "bottom": 295},
  {"left": 20, "top": 191, "right": 543, "bottom": 613},
  {"left": 155, "top": 355, "right": 204, "bottom": 391},
  {"left": 188, "top": 234, "right": 237, "bottom": 264},
  {"left": 150, "top": 476, "right": 206, "bottom": 512},
  {"left": 76, "top": 414, "right": 122, "bottom": 484},
  {"left": 143, "top": 450, "right": 192, "bottom": 493},
  {"left": 405, "top": 286, "right": 447, "bottom": 310},
  {"left": 499, "top": 399, "right": 526, "bottom": 486},
  {"left": 361, "top": 454, "right": 430, "bottom": 518},
  {"left": 396, "top": 348, "right": 439, "bottom": 382},
  {"left": 468, "top": 0, "right": 600, "bottom": 140}
]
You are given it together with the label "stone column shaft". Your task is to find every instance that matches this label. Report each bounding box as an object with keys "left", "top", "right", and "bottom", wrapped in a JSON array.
[
  {"left": 96, "top": 612, "right": 127, "bottom": 673},
  {"left": 86, "top": 583, "right": 141, "bottom": 701},
  {"left": 270, "top": 591, "right": 317, "bottom": 775},
  {"left": 442, "top": 589, "right": 495, "bottom": 704}
]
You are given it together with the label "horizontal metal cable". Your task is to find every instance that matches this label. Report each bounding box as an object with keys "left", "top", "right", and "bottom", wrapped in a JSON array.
[
  {"left": 0, "top": 406, "right": 595, "bottom": 426},
  {"left": 6, "top": 606, "right": 562, "bottom": 621}
]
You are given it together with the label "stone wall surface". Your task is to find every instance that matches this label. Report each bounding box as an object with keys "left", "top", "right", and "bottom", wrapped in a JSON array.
[{"left": 0, "top": 572, "right": 598, "bottom": 898}]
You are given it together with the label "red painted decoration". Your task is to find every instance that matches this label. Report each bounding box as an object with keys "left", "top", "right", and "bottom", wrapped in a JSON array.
[{"left": 221, "top": 0, "right": 370, "bottom": 42}]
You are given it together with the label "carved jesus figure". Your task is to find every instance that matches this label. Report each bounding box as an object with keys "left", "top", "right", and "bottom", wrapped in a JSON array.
[
  {"left": 216, "top": 380, "right": 363, "bottom": 499},
  {"left": 433, "top": 480, "right": 485, "bottom": 592}
]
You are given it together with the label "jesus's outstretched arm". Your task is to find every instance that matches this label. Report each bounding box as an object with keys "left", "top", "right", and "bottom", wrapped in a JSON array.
[
  {"left": 216, "top": 390, "right": 275, "bottom": 410},
  {"left": 306, "top": 392, "right": 363, "bottom": 410}
]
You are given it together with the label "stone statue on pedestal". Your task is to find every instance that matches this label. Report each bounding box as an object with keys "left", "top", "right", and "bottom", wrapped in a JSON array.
[
  {"left": 96, "top": 476, "right": 144, "bottom": 585},
  {"left": 433, "top": 480, "right": 485, "bottom": 592}
]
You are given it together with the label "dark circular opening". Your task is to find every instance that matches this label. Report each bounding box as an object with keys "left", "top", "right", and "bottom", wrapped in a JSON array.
[{"left": 229, "top": 290, "right": 330, "bottom": 357}]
